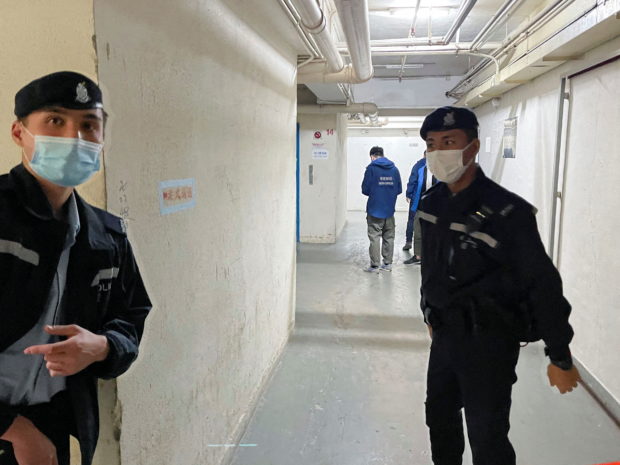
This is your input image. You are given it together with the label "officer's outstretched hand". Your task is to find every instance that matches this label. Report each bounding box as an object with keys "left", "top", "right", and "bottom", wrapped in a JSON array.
[
  {"left": 23, "top": 325, "right": 110, "bottom": 377},
  {"left": 547, "top": 364, "right": 581, "bottom": 394}
]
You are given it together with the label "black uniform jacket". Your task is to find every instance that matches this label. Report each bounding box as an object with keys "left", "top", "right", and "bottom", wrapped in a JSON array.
[
  {"left": 0, "top": 165, "right": 151, "bottom": 464},
  {"left": 418, "top": 167, "right": 573, "bottom": 361}
]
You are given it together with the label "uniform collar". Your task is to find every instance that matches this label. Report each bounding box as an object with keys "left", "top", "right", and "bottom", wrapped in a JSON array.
[
  {"left": 440, "top": 166, "right": 490, "bottom": 210},
  {"left": 8, "top": 164, "right": 57, "bottom": 220},
  {"left": 8, "top": 164, "right": 113, "bottom": 250}
]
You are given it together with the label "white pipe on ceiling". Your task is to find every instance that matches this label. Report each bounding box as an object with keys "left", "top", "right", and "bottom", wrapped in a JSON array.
[
  {"left": 443, "top": 0, "right": 478, "bottom": 44},
  {"left": 368, "top": 44, "right": 500, "bottom": 56},
  {"left": 448, "top": 0, "right": 575, "bottom": 96},
  {"left": 298, "top": 103, "right": 379, "bottom": 114},
  {"left": 333, "top": 0, "right": 374, "bottom": 81},
  {"left": 290, "top": 0, "right": 344, "bottom": 73},
  {"left": 276, "top": 0, "right": 321, "bottom": 58},
  {"left": 298, "top": 62, "right": 371, "bottom": 85},
  {"left": 470, "top": 0, "right": 527, "bottom": 51},
  {"left": 338, "top": 41, "right": 501, "bottom": 55}
]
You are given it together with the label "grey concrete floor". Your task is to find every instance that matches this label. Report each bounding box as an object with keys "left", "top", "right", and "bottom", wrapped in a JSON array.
[{"left": 230, "top": 211, "right": 620, "bottom": 465}]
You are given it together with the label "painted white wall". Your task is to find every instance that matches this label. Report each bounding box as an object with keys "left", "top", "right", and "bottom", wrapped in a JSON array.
[
  {"left": 0, "top": 2, "right": 116, "bottom": 463},
  {"left": 347, "top": 136, "right": 425, "bottom": 212},
  {"left": 94, "top": 1, "right": 298, "bottom": 463},
  {"left": 558, "top": 58, "right": 620, "bottom": 404},
  {"left": 474, "top": 36, "right": 620, "bottom": 403},
  {"left": 299, "top": 113, "right": 348, "bottom": 243}
]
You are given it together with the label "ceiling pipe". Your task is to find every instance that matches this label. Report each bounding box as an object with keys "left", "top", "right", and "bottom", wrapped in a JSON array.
[
  {"left": 290, "top": 0, "right": 344, "bottom": 73},
  {"left": 298, "top": 102, "right": 379, "bottom": 114},
  {"left": 333, "top": 0, "right": 374, "bottom": 81},
  {"left": 298, "top": 62, "right": 369, "bottom": 84},
  {"left": 398, "top": 0, "right": 422, "bottom": 81},
  {"left": 277, "top": 0, "right": 321, "bottom": 58},
  {"left": 443, "top": 0, "right": 478, "bottom": 44},
  {"left": 448, "top": 0, "right": 574, "bottom": 97},
  {"left": 470, "top": 0, "right": 527, "bottom": 51},
  {"left": 349, "top": 41, "right": 501, "bottom": 55}
]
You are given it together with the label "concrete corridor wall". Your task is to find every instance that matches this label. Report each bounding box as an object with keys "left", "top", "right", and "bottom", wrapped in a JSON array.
[
  {"left": 298, "top": 113, "right": 348, "bottom": 243},
  {"left": 93, "top": 0, "right": 298, "bottom": 463}
]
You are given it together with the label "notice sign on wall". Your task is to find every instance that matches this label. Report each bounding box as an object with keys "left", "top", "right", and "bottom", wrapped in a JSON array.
[
  {"left": 159, "top": 178, "right": 196, "bottom": 215},
  {"left": 502, "top": 117, "right": 517, "bottom": 158},
  {"left": 312, "top": 147, "right": 329, "bottom": 159}
]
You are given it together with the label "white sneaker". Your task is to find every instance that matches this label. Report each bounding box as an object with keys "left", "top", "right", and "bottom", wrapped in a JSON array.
[
  {"left": 380, "top": 263, "right": 392, "bottom": 272},
  {"left": 363, "top": 265, "right": 380, "bottom": 273}
]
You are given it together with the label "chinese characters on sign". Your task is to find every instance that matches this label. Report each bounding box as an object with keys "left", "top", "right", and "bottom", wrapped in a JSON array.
[{"left": 159, "top": 178, "right": 196, "bottom": 215}]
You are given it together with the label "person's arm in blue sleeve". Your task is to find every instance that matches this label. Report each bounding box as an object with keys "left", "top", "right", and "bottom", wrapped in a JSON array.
[
  {"left": 362, "top": 167, "right": 372, "bottom": 196},
  {"left": 406, "top": 159, "right": 424, "bottom": 199}
]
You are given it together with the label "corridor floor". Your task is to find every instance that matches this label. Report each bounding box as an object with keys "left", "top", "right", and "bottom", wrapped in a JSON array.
[{"left": 230, "top": 212, "right": 620, "bottom": 465}]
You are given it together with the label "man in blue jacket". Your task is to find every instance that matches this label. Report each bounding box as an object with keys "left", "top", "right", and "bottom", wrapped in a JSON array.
[
  {"left": 361, "top": 146, "right": 402, "bottom": 272},
  {"left": 403, "top": 154, "right": 426, "bottom": 252},
  {"left": 403, "top": 151, "right": 436, "bottom": 265}
]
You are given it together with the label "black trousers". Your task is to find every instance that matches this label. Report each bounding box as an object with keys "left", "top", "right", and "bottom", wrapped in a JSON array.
[
  {"left": 425, "top": 326, "right": 520, "bottom": 465},
  {"left": 405, "top": 209, "right": 416, "bottom": 242},
  {"left": 0, "top": 391, "right": 74, "bottom": 465}
]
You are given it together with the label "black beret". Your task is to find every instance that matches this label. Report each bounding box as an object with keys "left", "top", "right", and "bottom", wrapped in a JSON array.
[
  {"left": 420, "top": 106, "right": 479, "bottom": 140},
  {"left": 14, "top": 71, "right": 103, "bottom": 118},
  {"left": 369, "top": 146, "right": 384, "bottom": 156}
]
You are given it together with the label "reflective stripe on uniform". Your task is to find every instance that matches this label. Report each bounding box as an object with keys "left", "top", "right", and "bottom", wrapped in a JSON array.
[
  {"left": 449, "top": 223, "right": 499, "bottom": 248},
  {"left": 0, "top": 239, "right": 40, "bottom": 266},
  {"left": 417, "top": 211, "right": 438, "bottom": 224},
  {"left": 91, "top": 267, "right": 120, "bottom": 286}
]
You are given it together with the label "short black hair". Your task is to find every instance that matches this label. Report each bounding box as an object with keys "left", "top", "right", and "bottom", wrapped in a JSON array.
[
  {"left": 463, "top": 127, "right": 479, "bottom": 142},
  {"left": 370, "top": 146, "right": 384, "bottom": 156}
]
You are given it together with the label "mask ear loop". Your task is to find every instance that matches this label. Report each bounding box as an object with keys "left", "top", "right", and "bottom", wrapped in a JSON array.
[
  {"left": 19, "top": 123, "right": 36, "bottom": 163},
  {"left": 20, "top": 122, "right": 35, "bottom": 139},
  {"left": 462, "top": 141, "right": 477, "bottom": 168}
]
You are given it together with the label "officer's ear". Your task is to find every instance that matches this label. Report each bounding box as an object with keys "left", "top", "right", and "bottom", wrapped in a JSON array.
[{"left": 11, "top": 119, "right": 28, "bottom": 148}]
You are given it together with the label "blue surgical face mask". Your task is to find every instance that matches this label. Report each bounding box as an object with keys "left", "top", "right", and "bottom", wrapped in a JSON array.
[{"left": 22, "top": 125, "right": 103, "bottom": 187}]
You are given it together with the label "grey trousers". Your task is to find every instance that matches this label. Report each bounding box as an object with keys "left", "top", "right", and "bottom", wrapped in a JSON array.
[
  {"left": 413, "top": 210, "right": 422, "bottom": 258},
  {"left": 367, "top": 215, "right": 396, "bottom": 267}
]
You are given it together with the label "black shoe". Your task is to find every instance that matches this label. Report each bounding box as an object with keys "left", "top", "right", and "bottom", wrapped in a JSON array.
[
  {"left": 404, "top": 256, "right": 421, "bottom": 265},
  {"left": 402, "top": 242, "right": 412, "bottom": 251}
]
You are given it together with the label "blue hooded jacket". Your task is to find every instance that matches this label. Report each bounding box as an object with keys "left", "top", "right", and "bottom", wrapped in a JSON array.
[
  {"left": 362, "top": 157, "right": 402, "bottom": 219},
  {"left": 406, "top": 157, "right": 427, "bottom": 213}
]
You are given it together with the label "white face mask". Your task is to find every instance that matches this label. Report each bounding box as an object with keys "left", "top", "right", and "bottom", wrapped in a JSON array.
[{"left": 426, "top": 141, "right": 475, "bottom": 184}]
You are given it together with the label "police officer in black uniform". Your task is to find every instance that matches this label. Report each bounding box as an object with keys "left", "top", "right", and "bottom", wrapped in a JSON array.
[
  {"left": 418, "top": 106, "right": 581, "bottom": 465},
  {"left": 0, "top": 72, "right": 151, "bottom": 465}
]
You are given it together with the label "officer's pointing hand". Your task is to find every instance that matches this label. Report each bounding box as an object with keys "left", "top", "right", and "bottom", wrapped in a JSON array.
[
  {"left": 23, "top": 325, "right": 110, "bottom": 377},
  {"left": 547, "top": 364, "right": 581, "bottom": 394}
]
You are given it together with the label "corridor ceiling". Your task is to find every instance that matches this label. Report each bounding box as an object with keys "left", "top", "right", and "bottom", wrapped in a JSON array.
[
  {"left": 288, "top": 0, "right": 619, "bottom": 124},
  {"left": 298, "top": 0, "right": 546, "bottom": 109}
]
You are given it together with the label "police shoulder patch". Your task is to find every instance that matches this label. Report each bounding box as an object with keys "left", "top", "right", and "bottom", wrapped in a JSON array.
[{"left": 99, "top": 211, "right": 127, "bottom": 236}]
